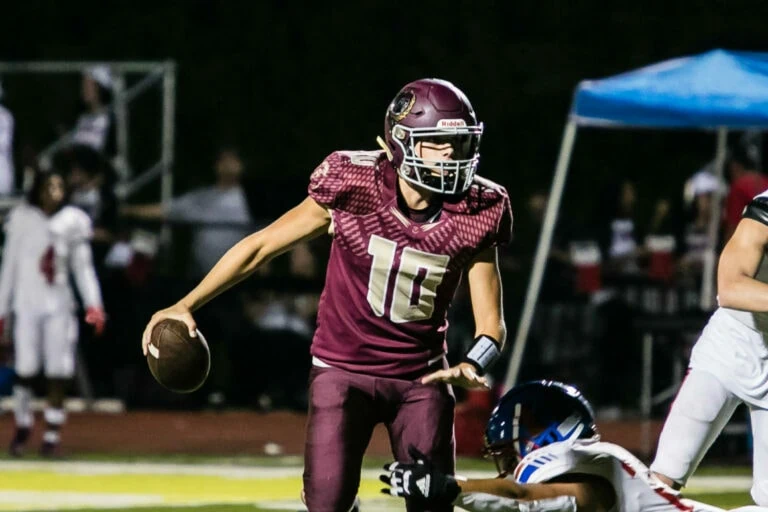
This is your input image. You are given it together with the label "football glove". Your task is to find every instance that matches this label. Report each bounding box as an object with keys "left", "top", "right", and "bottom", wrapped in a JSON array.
[
  {"left": 85, "top": 307, "right": 106, "bottom": 337},
  {"left": 380, "top": 446, "right": 460, "bottom": 506}
]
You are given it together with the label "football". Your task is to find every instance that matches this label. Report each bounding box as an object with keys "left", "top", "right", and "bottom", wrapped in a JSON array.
[{"left": 146, "top": 319, "right": 210, "bottom": 393}]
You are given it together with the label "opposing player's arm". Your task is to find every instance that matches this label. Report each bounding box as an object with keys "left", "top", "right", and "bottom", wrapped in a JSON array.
[
  {"left": 455, "top": 476, "right": 614, "bottom": 512},
  {"left": 71, "top": 239, "right": 107, "bottom": 336},
  {"left": 381, "top": 455, "right": 614, "bottom": 512},
  {"left": 717, "top": 199, "right": 768, "bottom": 311},
  {"left": 70, "top": 240, "right": 103, "bottom": 309},
  {"left": 142, "top": 196, "right": 331, "bottom": 353}
]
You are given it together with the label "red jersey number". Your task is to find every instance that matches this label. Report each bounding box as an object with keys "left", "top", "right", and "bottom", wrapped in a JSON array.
[{"left": 40, "top": 245, "right": 55, "bottom": 284}]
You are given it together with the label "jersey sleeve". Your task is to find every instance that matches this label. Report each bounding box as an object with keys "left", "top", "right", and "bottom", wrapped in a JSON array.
[
  {"left": 70, "top": 239, "right": 103, "bottom": 309},
  {"left": 743, "top": 189, "right": 768, "bottom": 226},
  {"left": 308, "top": 152, "right": 345, "bottom": 209},
  {"left": 479, "top": 186, "right": 513, "bottom": 251},
  {"left": 71, "top": 209, "right": 94, "bottom": 242}
]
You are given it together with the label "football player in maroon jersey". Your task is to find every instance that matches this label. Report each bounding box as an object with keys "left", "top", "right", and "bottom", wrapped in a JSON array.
[{"left": 143, "top": 78, "right": 512, "bottom": 512}]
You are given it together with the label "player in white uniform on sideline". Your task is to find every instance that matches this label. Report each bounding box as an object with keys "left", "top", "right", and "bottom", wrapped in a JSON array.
[
  {"left": 0, "top": 170, "right": 105, "bottom": 457},
  {"left": 650, "top": 189, "right": 768, "bottom": 505},
  {"left": 381, "top": 380, "right": 765, "bottom": 512}
]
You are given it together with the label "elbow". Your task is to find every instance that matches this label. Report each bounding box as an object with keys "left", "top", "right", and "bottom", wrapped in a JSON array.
[
  {"left": 498, "top": 322, "right": 507, "bottom": 348},
  {"left": 493, "top": 322, "right": 507, "bottom": 350},
  {"left": 716, "top": 273, "right": 741, "bottom": 309},
  {"left": 238, "top": 233, "right": 271, "bottom": 274},
  {"left": 716, "top": 281, "right": 736, "bottom": 308}
]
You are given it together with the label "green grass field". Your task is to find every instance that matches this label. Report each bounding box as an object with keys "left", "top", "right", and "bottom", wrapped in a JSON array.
[{"left": 0, "top": 455, "right": 754, "bottom": 511}]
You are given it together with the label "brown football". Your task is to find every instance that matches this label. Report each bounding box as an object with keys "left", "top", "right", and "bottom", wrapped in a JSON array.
[{"left": 146, "top": 319, "right": 210, "bottom": 393}]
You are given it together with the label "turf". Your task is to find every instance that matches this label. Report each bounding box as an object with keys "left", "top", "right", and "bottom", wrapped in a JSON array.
[{"left": 0, "top": 457, "right": 754, "bottom": 511}]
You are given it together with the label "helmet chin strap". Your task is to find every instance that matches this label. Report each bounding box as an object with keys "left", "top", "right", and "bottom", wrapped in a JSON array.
[{"left": 376, "top": 136, "right": 393, "bottom": 161}]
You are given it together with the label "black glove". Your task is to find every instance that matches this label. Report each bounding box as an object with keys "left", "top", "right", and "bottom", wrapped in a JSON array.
[{"left": 380, "top": 446, "right": 460, "bottom": 506}]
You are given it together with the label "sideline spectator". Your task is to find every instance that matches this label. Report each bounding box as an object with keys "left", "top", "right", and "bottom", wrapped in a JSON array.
[
  {"left": 597, "top": 179, "right": 642, "bottom": 277},
  {"left": 680, "top": 171, "right": 722, "bottom": 284},
  {"left": 121, "top": 147, "right": 253, "bottom": 279},
  {"left": 71, "top": 66, "right": 116, "bottom": 159}
]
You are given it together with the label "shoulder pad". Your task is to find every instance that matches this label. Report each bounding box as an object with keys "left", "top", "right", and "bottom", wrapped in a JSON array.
[
  {"left": 513, "top": 442, "right": 575, "bottom": 484},
  {"left": 513, "top": 439, "right": 614, "bottom": 484},
  {"left": 444, "top": 175, "right": 508, "bottom": 214},
  {"left": 308, "top": 150, "right": 387, "bottom": 214},
  {"left": 445, "top": 176, "right": 513, "bottom": 249},
  {"left": 3, "top": 204, "right": 23, "bottom": 232},
  {"left": 51, "top": 206, "right": 93, "bottom": 241}
]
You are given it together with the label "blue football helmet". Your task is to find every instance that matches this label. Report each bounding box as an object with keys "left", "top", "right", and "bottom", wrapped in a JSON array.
[{"left": 484, "top": 380, "right": 598, "bottom": 475}]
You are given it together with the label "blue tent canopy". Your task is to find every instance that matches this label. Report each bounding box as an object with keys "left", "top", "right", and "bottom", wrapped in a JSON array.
[
  {"left": 572, "top": 49, "right": 768, "bottom": 128},
  {"left": 507, "top": 49, "right": 766, "bottom": 392}
]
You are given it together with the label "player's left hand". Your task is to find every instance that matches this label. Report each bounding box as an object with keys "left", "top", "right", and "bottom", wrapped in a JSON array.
[
  {"left": 421, "top": 362, "right": 489, "bottom": 389},
  {"left": 85, "top": 307, "right": 106, "bottom": 337},
  {"left": 380, "top": 446, "right": 460, "bottom": 506}
]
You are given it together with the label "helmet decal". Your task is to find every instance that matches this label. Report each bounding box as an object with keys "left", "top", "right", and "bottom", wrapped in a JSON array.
[{"left": 390, "top": 91, "right": 416, "bottom": 122}]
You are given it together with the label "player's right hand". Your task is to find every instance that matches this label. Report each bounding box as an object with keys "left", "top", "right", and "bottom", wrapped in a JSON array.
[
  {"left": 141, "top": 303, "right": 197, "bottom": 356},
  {"left": 380, "top": 446, "right": 460, "bottom": 505},
  {"left": 421, "top": 362, "right": 490, "bottom": 389}
]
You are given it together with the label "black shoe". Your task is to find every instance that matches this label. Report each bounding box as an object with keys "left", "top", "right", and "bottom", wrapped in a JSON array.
[{"left": 8, "top": 427, "right": 31, "bottom": 458}]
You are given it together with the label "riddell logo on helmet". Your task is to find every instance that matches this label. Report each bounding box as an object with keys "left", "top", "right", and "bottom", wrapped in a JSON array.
[{"left": 437, "top": 119, "right": 467, "bottom": 128}]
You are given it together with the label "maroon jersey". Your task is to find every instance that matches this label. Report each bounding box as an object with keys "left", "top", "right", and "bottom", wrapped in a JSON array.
[{"left": 308, "top": 150, "right": 512, "bottom": 379}]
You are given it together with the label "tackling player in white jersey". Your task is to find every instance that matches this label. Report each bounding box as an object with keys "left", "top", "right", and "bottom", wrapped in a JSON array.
[
  {"left": 0, "top": 170, "right": 105, "bottom": 457},
  {"left": 650, "top": 189, "right": 768, "bottom": 505},
  {"left": 381, "top": 381, "right": 764, "bottom": 512}
]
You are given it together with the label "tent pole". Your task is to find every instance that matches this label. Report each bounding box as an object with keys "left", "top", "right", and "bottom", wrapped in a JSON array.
[
  {"left": 503, "top": 119, "right": 578, "bottom": 392},
  {"left": 700, "top": 127, "right": 728, "bottom": 311}
]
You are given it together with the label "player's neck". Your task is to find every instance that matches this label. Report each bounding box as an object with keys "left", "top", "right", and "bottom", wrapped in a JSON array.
[
  {"left": 216, "top": 180, "right": 239, "bottom": 190},
  {"left": 397, "top": 176, "right": 435, "bottom": 210},
  {"left": 40, "top": 203, "right": 58, "bottom": 216}
]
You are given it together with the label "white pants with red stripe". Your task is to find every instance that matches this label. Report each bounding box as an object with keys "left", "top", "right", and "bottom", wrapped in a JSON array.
[
  {"left": 13, "top": 310, "right": 79, "bottom": 378},
  {"left": 651, "top": 368, "right": 768, "bottom": 506}
]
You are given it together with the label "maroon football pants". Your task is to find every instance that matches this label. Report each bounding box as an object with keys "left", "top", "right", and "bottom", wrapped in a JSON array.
[{"left": 302, "top": 365, "right": 456, "bottom": 512}]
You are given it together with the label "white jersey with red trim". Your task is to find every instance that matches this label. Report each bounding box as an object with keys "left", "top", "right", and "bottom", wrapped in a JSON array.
[
  {"left": 0, "top": 203, "right": 102, "bottom": 316},
  {"left": 511, "top": 440, "right": 714, "bottom": 512}
]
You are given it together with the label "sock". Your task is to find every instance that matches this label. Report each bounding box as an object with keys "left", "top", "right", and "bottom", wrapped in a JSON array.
[
  {"left": 12, "top": 385, "right": 33, "bottom": 429},
  {"left": 43, "top": 407, "right": 66, "bottom": 445}
]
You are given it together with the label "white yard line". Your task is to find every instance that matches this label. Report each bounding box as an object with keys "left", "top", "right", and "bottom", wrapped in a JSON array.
[
  {"left": 0, "top": 491, "right": 161, "bottom": 511},
  {"left": 0, "top": 460, "right": 301, "bottom": 479},
  {"left": 0, "top": 460, "right": 752, "bottom": 490}
]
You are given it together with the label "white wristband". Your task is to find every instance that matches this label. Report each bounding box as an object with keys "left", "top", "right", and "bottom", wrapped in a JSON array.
[{"left": 463, "top": 335, "right": 501, "bottom": 375}]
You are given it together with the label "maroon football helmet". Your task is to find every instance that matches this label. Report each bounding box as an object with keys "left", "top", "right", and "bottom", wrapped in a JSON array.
[{"left": 382, "top": 78, "right": 483, "bottom": 195}]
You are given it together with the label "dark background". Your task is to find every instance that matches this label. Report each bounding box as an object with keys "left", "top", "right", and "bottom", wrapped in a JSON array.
[{"left": 2, "top": 0, "right": 767, "bottom": 224}]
